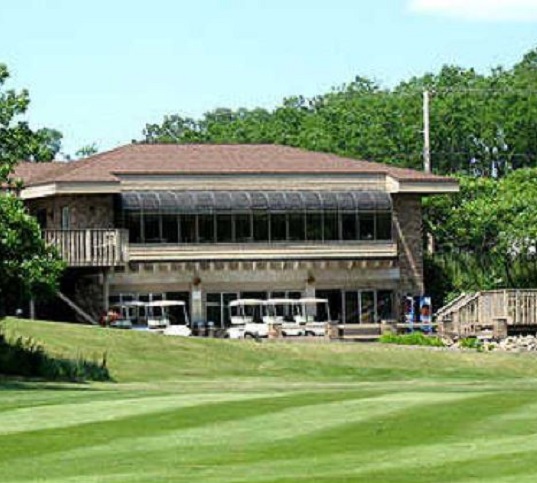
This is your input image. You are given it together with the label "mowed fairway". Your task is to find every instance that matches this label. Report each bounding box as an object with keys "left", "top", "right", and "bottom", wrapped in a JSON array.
[{"left": 3, "top": 319, "right": 537, "bottom": 482}]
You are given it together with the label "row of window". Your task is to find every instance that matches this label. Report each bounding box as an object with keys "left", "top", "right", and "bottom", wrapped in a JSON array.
[{"left": 123, "top": 211, "right": 392, "bottom": 244}]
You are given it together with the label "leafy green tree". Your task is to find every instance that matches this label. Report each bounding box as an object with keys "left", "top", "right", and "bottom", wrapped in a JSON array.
[
  {"left": 424, "top": 169, "right": 537, "bottom": 302},
  {"left": 0, "top": 64, "right": 64, "bottom": 314},
  {"left": 75, "top": 143, "right": 98, "bottom": 159}
]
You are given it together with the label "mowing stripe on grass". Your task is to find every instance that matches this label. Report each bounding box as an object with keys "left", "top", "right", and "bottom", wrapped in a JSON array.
[{"left": 0, "top": 391, "right": 292, "bottom": 435}]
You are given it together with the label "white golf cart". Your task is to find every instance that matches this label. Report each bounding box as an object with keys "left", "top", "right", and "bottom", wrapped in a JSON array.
[
  {"left": 145, "top": 300, "right": 191, "bottom": 336},
  {"left": 295, "top": 297, "right": 331, "bottom": 336},
  {"left": 227, "top": 299, "right": 268, "bottom": 339},
  {"left": 263, "top": 298, "right": 304, "bottom": 337}
]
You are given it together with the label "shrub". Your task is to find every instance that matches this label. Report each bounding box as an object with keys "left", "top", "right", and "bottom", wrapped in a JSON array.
[
  {"left": 459, "top": 337, "right": 483, "bottom": 351},
  {"left": 380, "top": 332, "right": 445, "bottom": 347},
  {"left": 0, "top": 330, "right": 110, "bottom": 382}
]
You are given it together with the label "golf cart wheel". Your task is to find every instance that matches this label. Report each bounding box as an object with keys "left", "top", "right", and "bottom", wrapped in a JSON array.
[
  {"left": 306, "top": 331, "right": 315, "bottom": 337},
  {"left": 244, "top": 333, "right": 254, "bottom": 339}
]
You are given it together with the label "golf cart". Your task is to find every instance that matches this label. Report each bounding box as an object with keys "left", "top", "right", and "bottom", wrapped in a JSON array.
[
  {"left": 227, "top": 299, "right": 268, "bottom": 339},
  {"left": 145, "top": 300, "right": 191, "bottom": 336},
  {"left": 263, "top": 298, "right": 304, "bottom": 337},
  {"left": 295, "top": 297, "right": 331, "bottom": 336}
]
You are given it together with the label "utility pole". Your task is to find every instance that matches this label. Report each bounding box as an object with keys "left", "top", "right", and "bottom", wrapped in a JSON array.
[
  {"left": 423, "top": 90, "right": 434, "bottom": 256},
  {"left": 423, "top": 90, "right": 431, "bottom": 173}
]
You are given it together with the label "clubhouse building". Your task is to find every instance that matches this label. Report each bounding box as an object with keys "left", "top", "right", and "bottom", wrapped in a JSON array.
[{"left": 14, "top": 144, "right": 458, "bottom": 326}]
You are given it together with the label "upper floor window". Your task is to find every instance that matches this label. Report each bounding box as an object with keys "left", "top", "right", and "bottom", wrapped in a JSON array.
[{"left": 122, "top": 210, "right": 392, "bottom": 244}]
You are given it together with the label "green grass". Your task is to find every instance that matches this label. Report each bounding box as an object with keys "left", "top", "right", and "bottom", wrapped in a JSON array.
[{"left": 2, "top": 318, "right": 537, "bottom": 482}]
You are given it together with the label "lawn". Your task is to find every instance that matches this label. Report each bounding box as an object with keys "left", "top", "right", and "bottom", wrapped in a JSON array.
[{"left": 2, "top": 318, "right": 537, "bottom": 482}]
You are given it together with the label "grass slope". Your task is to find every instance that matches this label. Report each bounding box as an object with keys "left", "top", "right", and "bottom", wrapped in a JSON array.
[{"left": 2, "top": 318, "right": 537, "bottom": 482}]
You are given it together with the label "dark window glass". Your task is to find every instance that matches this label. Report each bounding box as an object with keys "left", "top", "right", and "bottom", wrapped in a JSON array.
[
  {"left": 316, "top": 289, "right": 342, "bottom": 322},
  {"left": 161, "top": 215, "right": 179, "bottom": 243},
  {"left": 180, "top": 215, "right": 197, "bottom": 243},
  {"left": 235, "top": 214, "right": 252, "bottom": 242},
  {"left": 288, "top": 213, "right": 305, "bottom": 241},
  {"left": 341, "top": 213, "right": 357, "bottom": 241},
  {"left": 253, "top": 213, "right": 269, "bottom": 242},
  {"left": 306, "top": 213, "right": 323, "bottom": 241},
  {"left": 144, "top": 214, "right": 160, "bottom": 243},
  {"left": 271, "top": 214, "right": 287, "bottom": 241},
  {"left": 324, "top": 211, "right": 339, "bottom": 241},
  {"left": 216, "top": 214, "right": 233, "bottom": 242},
  {"left": 126, "top": 212, "right": 142, "bottom": 243},
  {"left": 198, "top": 214, "right": 215, "bottom": 243},
  {"left": 359, "top": 213, "right": 375, "bottom": 240},
  {"left": 222, "top": 293, "right": 238, "bottom": 326},
  {"left": 376, "top": 212, "right": 392, "bottom": 240},
  {"left": 377, "top": 290, "right": 393, "bottom": 321},
  {"left": 360, "top": 291, "right": 375, "bottom": 323},
  {"left": 206, "top": 293, "right": 221, "bottom": 328},
  {"left": 345, "top": 291, "right": 360, "bottom": 323}
]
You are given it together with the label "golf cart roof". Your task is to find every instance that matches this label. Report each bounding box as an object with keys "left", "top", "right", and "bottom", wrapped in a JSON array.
[
  {"left": 146, "top": 300, "right": 186, "bottom": 307},
  {"left": 264, "top": 298, "right": 300, "bottom": 305},
  {"left": 298, "top": 298, "right": 329, "bottom": 304},
  {"left": 229, "top": 299, "right": 264, "bottom": 307}
]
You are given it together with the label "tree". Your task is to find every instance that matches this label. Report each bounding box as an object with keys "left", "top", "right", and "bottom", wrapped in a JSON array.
[
  {"left": 0, "top": 63, "right": 64, "bottom": 314},
  {"left": 423, "top": 169, "right": 537, "bottom": 302},
  {"left": 75, "top": 143, "right": 98, "bottom": 159}
]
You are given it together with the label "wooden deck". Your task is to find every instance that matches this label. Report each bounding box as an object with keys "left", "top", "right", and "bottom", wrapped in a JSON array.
[
  {"left": 437, "top": 289, "right": 537, "bottom": 337},
  {"left": 43, "top": 229, "right": 129, "bottom": 267}
]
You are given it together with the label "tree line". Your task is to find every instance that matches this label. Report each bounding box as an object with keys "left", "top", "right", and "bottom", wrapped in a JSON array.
[{"left": 143, "top": 48, "right": 537, "bottom": 305}]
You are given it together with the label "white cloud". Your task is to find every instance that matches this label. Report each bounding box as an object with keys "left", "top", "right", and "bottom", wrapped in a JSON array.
[{"left": 408, "top": 0, "right": 537, "bottom": 21}]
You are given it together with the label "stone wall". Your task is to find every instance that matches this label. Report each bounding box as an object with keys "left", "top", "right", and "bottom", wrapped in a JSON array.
[
  {"left": 27, "top": 195, "right": 115, "bottom": 230},
  {"left": 392, "top": 194, "right": 424, "bottom": 298}
]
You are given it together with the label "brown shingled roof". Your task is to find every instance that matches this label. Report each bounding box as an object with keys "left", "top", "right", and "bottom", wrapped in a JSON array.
[{"left": 13, "top": 144, "right": 454, "bottom": 186}]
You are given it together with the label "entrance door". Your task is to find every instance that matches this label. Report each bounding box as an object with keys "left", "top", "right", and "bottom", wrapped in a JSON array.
[
  {"left": 344, "top": 291, "right": 360, "bottom": 324},
  {"left": 316, "top": 290, "right": 342, "bottom": 323}
]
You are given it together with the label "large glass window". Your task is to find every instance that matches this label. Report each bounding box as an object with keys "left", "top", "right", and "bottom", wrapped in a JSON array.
[
  {"left": 253, "top": 213, "right": 269, "bottom": 242},
  {"left": 235, "top": 214, "right": 252, "bottom": 242},
  {"left": 144, "top": 214, "right": 161, "bottom": 242},
  {"left": 323, "top": 211, "right": 339, "bottom": 241},
  {"left": 161, "top": 214, "right": 179, "bottom": 243},
  {"left": 377, "top": 290, "right": 393, "bottom": 321},
  {"left": 360, "top": 291, "right": 375, "bottom": 323},
  {"left": 376, "top": 212, "right": 392, "bottom": 240},
  {"left": 344, "top": 291, "right": 360, "bottom": 324},
  {"left": 341, "top": 213, "right": 357, "bottom": 241},
  {"left": 126, "top": 213, "right": 142, "bottom": 243},
  {"left": 123, "top": 209, "right": 392, "bottom": 244},
  {"left": 288, "top": 213, "right": 305, "bottom": 241},
  {"left": 216, "top": 214, "right": 233, "bottom": 242},
  {"left": 198, "top": 214, "right": 215, "bottom": 243},
  {"left": 271, "top": 214, "right": 287, "bottom": 242},
  {"left": 306, "top": 213, "right": 323, "bottom": 241},
  {"left": 359, "top": 213, "right": 375, "bottom": 241},
  {"left": 180, "top": 215, "right": 197, "bottom": 243}
]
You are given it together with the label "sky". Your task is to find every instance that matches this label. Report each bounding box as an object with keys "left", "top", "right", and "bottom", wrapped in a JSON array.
[{"left": 0, "top": 0, "right": 536, "bottom": 157}]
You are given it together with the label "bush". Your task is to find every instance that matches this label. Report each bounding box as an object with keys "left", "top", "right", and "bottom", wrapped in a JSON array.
[
  {"left": 380, "top": 332, "right": 445, "bottom": 347},
  {"left": 459, "top": 337, "right": 483, "bottom": 351},
  {"left": 0, "top": 330, "right": 110, "bottom": 382}
]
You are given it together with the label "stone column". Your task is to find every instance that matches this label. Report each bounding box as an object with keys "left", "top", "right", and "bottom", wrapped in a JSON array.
[{"left": 392, "top": 194, "right": 425, "bottom": 299}]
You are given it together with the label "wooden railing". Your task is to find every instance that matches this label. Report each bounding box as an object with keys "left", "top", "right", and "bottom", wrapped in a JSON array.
[
  {"left": 437, "top": 289, "right": 537, "bottom": 335},
  {"left": 43, "top": 229, "right": 129, "bottom": 267}
]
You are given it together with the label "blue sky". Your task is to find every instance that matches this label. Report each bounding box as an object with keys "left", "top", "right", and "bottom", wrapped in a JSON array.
[{"left": 0, "top": 0, "right": 536, "bottom": 157}]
